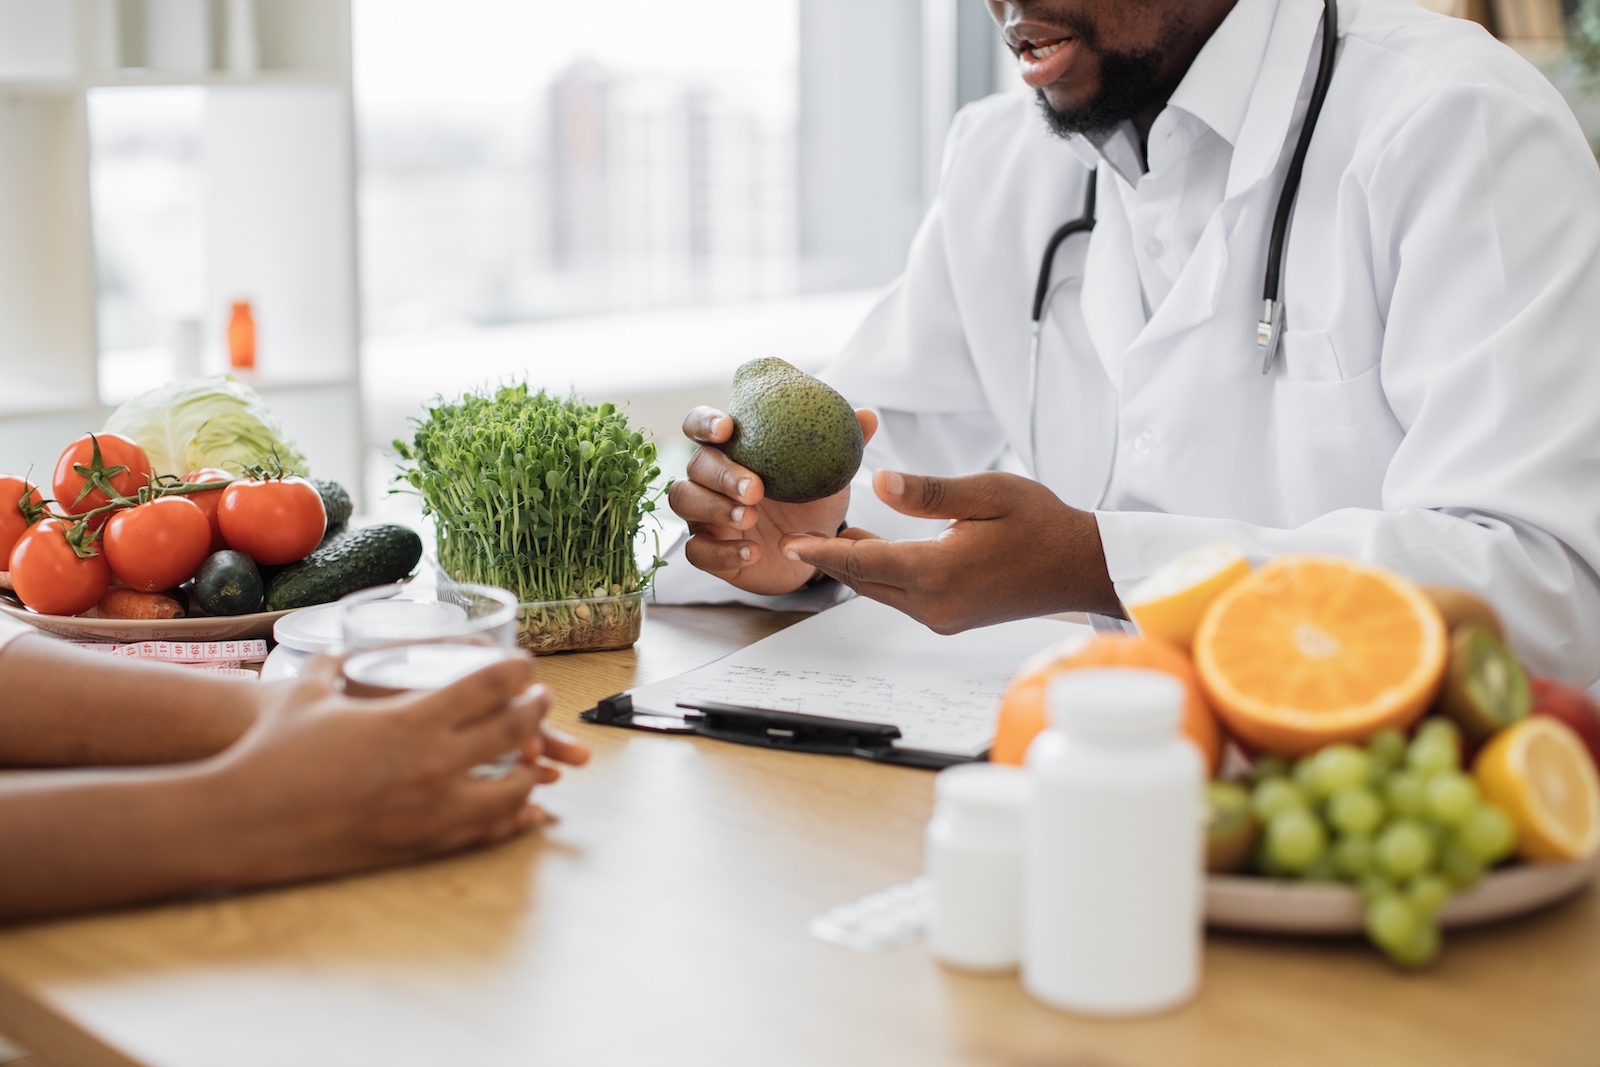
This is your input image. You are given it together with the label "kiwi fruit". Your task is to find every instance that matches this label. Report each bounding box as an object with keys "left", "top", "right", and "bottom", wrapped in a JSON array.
[
  {"left": 1207, "top": 780, "right": 1261, "bottom": 873},
  {"left": 1437, "top": 625, "right": 1530, "bottom": 743}
]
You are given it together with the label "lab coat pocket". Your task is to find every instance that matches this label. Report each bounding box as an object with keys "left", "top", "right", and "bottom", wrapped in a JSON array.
[
  {"left": 1274, "top": 363, "right": 1403, "bottom": 527},
  {"left": 1280, "top": 329, "right": 1342, "bottom": 382}
]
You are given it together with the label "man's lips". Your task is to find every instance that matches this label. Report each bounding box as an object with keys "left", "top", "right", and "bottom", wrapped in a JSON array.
[{"left": 1015, "top": 34, "right": 1080, "bottom": 90}]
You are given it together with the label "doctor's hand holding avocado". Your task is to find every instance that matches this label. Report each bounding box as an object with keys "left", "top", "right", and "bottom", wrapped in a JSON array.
[
  {"left": 668, "top": 359, "right": 1121, "bottom": 631},
  {"left": 669, "top": 403, "right": 876, "bottom": 596}
]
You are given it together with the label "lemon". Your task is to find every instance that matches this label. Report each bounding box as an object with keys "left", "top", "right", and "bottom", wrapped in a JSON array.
[
  {"left": 1123, "top": 542, "right": 1251, "bottom": 651},
  {"left": 1475, "top": 717, "right": 1600, "bottom": 862}
]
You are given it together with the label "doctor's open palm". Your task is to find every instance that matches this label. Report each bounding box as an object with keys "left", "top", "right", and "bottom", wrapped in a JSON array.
[{"left": 669, "top": 406, "right": 878, "bottom": 595}]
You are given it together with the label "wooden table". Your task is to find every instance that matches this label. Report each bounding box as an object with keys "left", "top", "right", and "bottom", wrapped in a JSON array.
[{"left": 0, "top": 606, "right": 1596, "bottom": 1067}]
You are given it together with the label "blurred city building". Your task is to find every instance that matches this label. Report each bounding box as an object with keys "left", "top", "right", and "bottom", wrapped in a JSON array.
[{"left": 359, "top": 59, "right": 796, "bottom": 338}]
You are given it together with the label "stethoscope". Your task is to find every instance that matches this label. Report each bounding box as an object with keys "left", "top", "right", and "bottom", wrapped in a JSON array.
[{"left": 1027, "top": 0, "right": 1340, "bottom": 506}]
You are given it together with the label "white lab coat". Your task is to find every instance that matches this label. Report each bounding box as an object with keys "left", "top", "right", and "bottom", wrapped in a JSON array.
[{"left": 823, "top": 0, "right": 1600, "bottom": 686}]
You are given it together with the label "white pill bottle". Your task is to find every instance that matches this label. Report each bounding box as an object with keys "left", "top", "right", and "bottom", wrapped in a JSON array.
[
  {"left": 1021, "top": 668, "right": 1205, "bottom": 1016},
  {"left": 925, "top": 763, "right": 1030, "bottom": 971}
]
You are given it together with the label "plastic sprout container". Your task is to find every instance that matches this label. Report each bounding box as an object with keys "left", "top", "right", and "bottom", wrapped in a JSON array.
[{"left": 517, "top": 589, "right": 645, "bottom": 654}]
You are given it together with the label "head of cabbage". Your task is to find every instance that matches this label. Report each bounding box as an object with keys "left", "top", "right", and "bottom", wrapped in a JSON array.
[{"left": 104, "top": 376, "right": 309, "bottom": 479}]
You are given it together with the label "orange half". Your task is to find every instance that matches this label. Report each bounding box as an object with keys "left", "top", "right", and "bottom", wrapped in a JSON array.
[{"left": 1192, "top": 556, "right": 1447, "bottom": 756}]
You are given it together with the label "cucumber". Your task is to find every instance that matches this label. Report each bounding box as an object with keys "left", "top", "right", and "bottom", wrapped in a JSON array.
[
  {"left": 266, "top": 524, "right": 424, "bottom": 611},
  {"left": 194, "top": 551, "right": 264, "bottom": 616},
  {"left": 314, "top": 479, "right": 354, "bottom": 540}
]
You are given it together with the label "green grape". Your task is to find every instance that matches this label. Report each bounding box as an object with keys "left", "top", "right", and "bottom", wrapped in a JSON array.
[
  {"left": 1439, "top": 837, "right": 1487, "bottom": 889},
  {"left": 1416, "top": 717, "right": 1461, "bottom": 746},
  {"left": 1301, "top": 855, "right": 1340, "bottom": 882},
  {"left": 1367, "top": 728, "right": 1407, "bottom": 770},
  {"left": 1358, "top": 873, "right": 1396, "bottom": 902},
  {"left": 1407, "top": 725, "right": 1460, "bottom": 777},
  {"left": 1387, "top": 918, "right": 1442, "bottom": 969},
  {"left": 1407, "top": 874, "right": 1453, "bottom": 917},
  {"left": 1293, "top": 756, "right": 1322, "bottom": 797},
  {"left": 1458, "top": 804, "right": 1516, "bottom": 864},
  {"left": 1376, "top": 819, "right": 1436, "bottom": 880},
  {"left": 1310, "top": 744, "right": 1371, "bottom": 797},
  {"left": 1252, "top": 777, "right": 1309, "bottom": 822},
  {"left": 1385, "top": 770, "right": 1428, "bottom": 819},
  {"left": 1327, "top": 786, "right": 1386, "bottom": 837},
  {"left": 1251, "top": 754, "right": 1291, "bottom": 783},
  {"left": 1266, "top": 807, "right": 1328, "bottom": 872},
  {"left": 1365, "top": 892, "right": 1421, "bottom": 953},
  {"left": 1332, "top": 834, "right": 1376, "bottom": 878},
  {"left": 1255, "top": 838, "right": 1291, "bottom": 877},
  {"left": 1423, "top": 771, "right": 1480, "bottom": 827}
]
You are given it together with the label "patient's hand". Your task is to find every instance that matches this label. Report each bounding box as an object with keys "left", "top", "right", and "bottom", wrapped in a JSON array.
[
  {"left": 668, "top": 406, "right": 878, "bottom": 595},
  {"left": 206, "top": 654, "right": 587, "bottom": 883}
]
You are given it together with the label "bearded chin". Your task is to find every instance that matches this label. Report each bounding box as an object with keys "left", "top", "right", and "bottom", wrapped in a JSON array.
[{"left": 1032, "top": 45, "right": 1173, "bottom": 140}]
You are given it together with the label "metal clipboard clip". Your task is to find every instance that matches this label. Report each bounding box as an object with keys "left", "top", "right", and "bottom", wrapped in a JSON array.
[{"left": 582, "top": 694, "right": 981, "bottom": 771}]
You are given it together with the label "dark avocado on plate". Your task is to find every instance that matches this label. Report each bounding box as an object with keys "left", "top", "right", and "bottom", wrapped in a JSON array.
[{"left": 193, "top": 550, "right": 266, "bottom": 616}]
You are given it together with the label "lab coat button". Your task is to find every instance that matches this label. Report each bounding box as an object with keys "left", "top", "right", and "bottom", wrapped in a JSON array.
[
  {"left": 1144, "top": 238, "right": 1164, "bottom": 258},
  {"left": 1133, "top": 429, "right": 1155, "bottom": 455}
]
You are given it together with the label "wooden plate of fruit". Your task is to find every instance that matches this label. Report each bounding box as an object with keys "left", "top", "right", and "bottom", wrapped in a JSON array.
[{"left": 1205, "top": 852, "right": 1600, "bottom": 936}]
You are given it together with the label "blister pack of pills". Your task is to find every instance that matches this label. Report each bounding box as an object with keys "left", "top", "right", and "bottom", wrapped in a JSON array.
[{"left": 807, "top": 879, "right": 930, "bottom": 955}]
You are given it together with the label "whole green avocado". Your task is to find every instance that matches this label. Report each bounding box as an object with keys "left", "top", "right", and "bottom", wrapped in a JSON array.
[{"left": 721, "top": 357, "right": 864, "bottom": 503}]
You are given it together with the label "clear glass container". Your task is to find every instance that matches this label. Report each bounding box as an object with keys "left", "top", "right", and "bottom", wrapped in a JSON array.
[
  {"left": 339, "top": 581, "right": 520, "bottom": 698},
  {"left": 517, "top": 590, "right": 645, "bottom": 654}
]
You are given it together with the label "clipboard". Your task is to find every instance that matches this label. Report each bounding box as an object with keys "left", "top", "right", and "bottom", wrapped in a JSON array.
[
  {"left": 581, "top": 597, "right": 1088, "bottom": 769},
  {"left": 583, "top": 693, "right": 974, "bottom": 769}
]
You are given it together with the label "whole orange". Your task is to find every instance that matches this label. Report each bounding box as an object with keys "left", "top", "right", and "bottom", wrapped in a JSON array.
[{"left": 991, "top": 633, "right": 1223, "bottom": 773}]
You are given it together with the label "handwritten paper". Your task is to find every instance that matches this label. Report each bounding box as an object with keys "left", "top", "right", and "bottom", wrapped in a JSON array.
[{"left": 627, "top": 597, "right": 1088, "bottom": 757}]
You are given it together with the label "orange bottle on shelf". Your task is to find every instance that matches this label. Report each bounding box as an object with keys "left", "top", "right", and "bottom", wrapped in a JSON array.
[{"left": 227, "top": 300, "right": 256, "bottom": 370}]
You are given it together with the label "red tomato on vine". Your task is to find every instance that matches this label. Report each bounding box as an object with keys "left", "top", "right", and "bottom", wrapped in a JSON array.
[
  {"left": 218, "top": 475, "right": 325, "bottom": 565},
  {"left": 103, "top": 496, "right": 213, "bottom": 592},
  {"left": 9, "top": 518, "right": 110, "bottom": 617},
  {"left": 52, "top": 434, "right": 152, "bottom": 521},
  {"left": 0, "top": 475, "right": 44, "bottom": 568},
  {"left": 182, "top": 468, "right": 234, "bottom": 553}
]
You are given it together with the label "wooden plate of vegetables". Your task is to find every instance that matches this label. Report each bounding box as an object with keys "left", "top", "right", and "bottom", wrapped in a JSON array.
[
  {"left": 0, "top": 410, "right": 429, "bottom": 643},
  {"left": 0, "top": 586, "right": 293, "bottom": 642}
]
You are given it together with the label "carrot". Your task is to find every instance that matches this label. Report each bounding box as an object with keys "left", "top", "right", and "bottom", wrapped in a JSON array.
[{"left": 95, "top": 587, "right": 185, "bottom": 620}]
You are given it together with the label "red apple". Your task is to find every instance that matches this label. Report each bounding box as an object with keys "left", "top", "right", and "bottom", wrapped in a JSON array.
[{"left": 1531, "top": 678, "right": 1600, "bottom": 772}]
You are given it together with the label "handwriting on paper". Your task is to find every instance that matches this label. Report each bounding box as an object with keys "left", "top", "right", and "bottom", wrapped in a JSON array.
[{"left": 627, "top": 598, "right": 1086, "bottom": 757}]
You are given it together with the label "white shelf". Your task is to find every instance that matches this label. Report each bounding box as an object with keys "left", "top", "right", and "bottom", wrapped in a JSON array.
[
  {"left": 0, "top": 383, "right": 98, "bottom": 419},
  {"left": 1, "top": 73, "right": 344, "bottom": 102},
  {"left": 99, "top": 347, "right": 356, "bottom": 407},
  {"left": 87, "top": 68, "right": 346, "bottom": 89},
  {"left": 0, "top": 79, "right": 80, "bottom": 97},
  {"left": 0, "top": 0, "right": 363, "bottom": 500}
]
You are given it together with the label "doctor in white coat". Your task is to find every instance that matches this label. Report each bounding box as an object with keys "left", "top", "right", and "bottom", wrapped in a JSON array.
[{"left": 667, "top": 0, "right": 1600, "bottom": 687}]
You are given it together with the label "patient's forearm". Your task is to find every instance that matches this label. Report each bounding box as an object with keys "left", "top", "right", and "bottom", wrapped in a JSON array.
[
  {"left": 0, "top": 767, "right": 229, "bottom": 919},
  {"left": 0, "top": 636, "right": 261, "bottom": 767}
]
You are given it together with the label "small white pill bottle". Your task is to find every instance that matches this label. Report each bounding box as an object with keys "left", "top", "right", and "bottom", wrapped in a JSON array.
[
  {"left": 925, "top": 763, "right": 1030, "bottom": 971},
  {"left": 1021, "top": 668, "right": 1205, "bottom": 1016}
]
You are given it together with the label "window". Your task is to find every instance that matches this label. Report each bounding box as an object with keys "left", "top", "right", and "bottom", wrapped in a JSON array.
[{"left": 353, "top": 0, "right": 801, "bottom": 336}]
